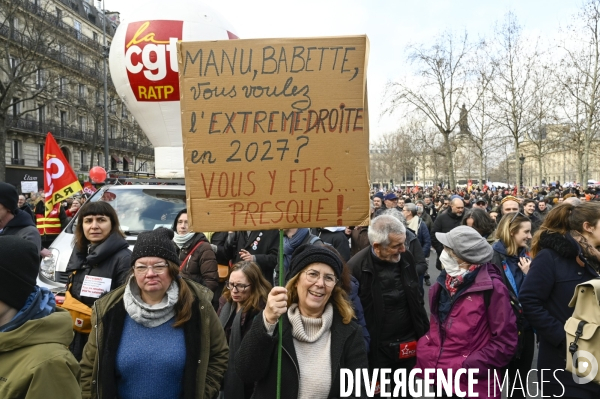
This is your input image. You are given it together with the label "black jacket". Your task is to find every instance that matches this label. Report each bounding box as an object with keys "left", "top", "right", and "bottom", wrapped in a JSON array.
[
  {"left": 348, "top": 247, "right": 429, "bottom": 368},
  {"left": 225, "top": 230, "right": 279, "bottom": 281},
  {"left": 0, "top": 209, "right": 41, "bottom": 253},
  {"left": 236, "top": 309, "right": 368, "bottom": 398},
  {"left": 519, "top": 232, "right": 600, "bottom": 398},
  {"left": 66, "top": 232, "right": 132, "bottom": 306},
  {"left": 406, "top": 229, "right": 428, "bottom": 276},
  {"left": 312, "top": 229, "right": 351, "bottom": 262},
  {"left": 430, "top": 209, "right": 463, "bottom": 255}
]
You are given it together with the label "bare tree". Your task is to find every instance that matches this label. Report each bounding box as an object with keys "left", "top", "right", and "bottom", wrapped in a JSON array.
[
  {"left": 385, "top": 30, "right": 483, "bottom": 189},
  {"left": 0, "top": 0, "right": 60, "bottom": 180},
  {"left": 524, "top": 62, "right": 561, "bottom": 186},
  {"left": 556, "top": 0, "right": 600, "bottom": 189},
  {"left": 489, "top": 12, "right": 540, "bottom": 192}
]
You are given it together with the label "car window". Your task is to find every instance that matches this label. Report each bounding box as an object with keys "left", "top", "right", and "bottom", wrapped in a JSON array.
[{"left": 91, "top": 188, "right": 186, "bottom": 234}]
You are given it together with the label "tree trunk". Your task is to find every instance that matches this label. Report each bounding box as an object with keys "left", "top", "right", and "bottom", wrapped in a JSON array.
[
  {"left": 538, "top": 157, "right": 543, "bottom": 188},
  {"left": 479, "top": 150, "right": 484, "bottom": 191},
  {"left": 514, "top": 139, "right": 521, "bottom": 192},
  {"left": 443, "top": 132, "right": 456, "bottom": 189}
]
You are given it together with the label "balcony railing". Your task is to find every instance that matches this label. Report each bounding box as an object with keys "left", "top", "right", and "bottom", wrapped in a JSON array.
[
  {"left": 11, "top": 158, "right": 25, "bottom": 165},
  {"left": 80, "top": 165, "right": 90, "bottom": 171},
  {"left": 7, "top": 116, "right": 153, "bottom": 157}
]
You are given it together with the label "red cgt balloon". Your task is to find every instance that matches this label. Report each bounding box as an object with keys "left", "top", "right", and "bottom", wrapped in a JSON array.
[{"left": 89, "top": 166, "right": 107, "bottom": 183}]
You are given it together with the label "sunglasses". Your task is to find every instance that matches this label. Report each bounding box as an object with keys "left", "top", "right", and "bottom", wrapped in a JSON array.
[{"left": 509, "top": 212, "right": 528, "bottom": 224}]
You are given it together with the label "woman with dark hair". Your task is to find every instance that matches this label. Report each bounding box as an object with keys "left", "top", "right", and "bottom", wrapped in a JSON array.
[
  {"left": 171, "top": 209, "right": 219, "bottom": 294},
  {"left": 65, "top": 201, "right": 131, "bottom": 360},
  {"left": 491, "top": 212, "right": 532, "bottom": 399},
  {"left": 462, "top": 208, "right": 496, "bottom": 243},
  {"left": 217, "top": 261, "right": 272, "bottom": 399},
  {"left": 520, "top": 203, "right": 600, "bottom": 399},
  {"left": 80, "top": 228, "right": 228, "bottom": 399}
]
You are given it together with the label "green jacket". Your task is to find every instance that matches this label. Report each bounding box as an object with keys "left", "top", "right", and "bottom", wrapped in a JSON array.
[
  {"left": 0, "top": 308, "right": 81, "bottom": 399},
  {"left": 80, "top": 278, "right": 229, "bottom": 399}
]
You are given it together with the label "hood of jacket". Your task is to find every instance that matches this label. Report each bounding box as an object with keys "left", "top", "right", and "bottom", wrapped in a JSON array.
[
  {"left": 5, "top": 209, "right": 36, "bottom": 229},
  {"left": 67, "top": 232, "right": 129, "bottom": 271},
  {"left": 0, "top": 308, "right": 73, "bottom": 353}
]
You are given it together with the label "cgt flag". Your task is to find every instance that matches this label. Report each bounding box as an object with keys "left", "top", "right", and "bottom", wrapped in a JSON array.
[{"left": 43, "top": 133, "right": 82, "bottom": 216}]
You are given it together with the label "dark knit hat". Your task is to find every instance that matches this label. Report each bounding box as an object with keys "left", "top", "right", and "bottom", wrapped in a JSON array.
[
  {"left": 288, "top": 244, "right": 343, "bottom": 281},
  {"left": 131, "top": 227, "right": 180, "bottom": 266},
  {"left": 0, "top": 236, "right": 39, "bottom": 310},
  {"left": 0, "top": 182, "right": 18, "bottom": 213}
]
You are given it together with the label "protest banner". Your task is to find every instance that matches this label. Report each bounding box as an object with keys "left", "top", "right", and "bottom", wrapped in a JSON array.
[
  {"left": 178, "top": 36, "right": 370, "bottom": 231},
  {"left": 43, "top": 133, "right": 83, "bottom": 216}
]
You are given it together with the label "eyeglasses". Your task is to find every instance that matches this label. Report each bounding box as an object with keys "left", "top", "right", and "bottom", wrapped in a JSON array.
[
  {"left": 509, "top": 212, "right": 528, "bottom": 223},
  {"left": 133, "top": 263, "right": 169, "bottom": 275},
  {"left": 226, "top": 282, "right": 251, "bottom": 292},
  {"left": 303, "top": 269, "right": 338, "bottom": 288}
]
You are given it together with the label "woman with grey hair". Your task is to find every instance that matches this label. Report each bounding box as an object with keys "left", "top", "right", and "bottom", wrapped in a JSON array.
[{"left": 416, "top": 226, "right": 518, "bottom": 398}]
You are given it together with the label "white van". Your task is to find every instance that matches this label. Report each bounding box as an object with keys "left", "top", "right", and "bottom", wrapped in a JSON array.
[{"left": 37, "top": 183, "right": 187, "bottom": 292}]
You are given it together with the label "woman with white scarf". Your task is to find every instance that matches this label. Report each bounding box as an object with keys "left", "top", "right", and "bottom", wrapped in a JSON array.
[
  {"left": 80, "top": 227, "right": 228, "bottom": 399},
  {"left": 172, "top": 209, "right": 219, "bottom": 294}
]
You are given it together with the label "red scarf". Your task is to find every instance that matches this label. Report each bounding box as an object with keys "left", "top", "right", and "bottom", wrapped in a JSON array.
[{"left": 445, "top": 264, "right": 481, "bottom": 296}]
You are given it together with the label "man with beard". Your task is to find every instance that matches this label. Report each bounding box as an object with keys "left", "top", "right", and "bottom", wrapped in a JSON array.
[
  {"left": 373, "top": 192, "right": 384, "bottom": 213},
  {"left": 348, "top": 214, "right": 429, "bottom": 388},
  {"left": 430, "top": 197, "right": 464, "bottom": 270},
  {"left": 423, "top": 195, "right": 437, "bottom": 221}
]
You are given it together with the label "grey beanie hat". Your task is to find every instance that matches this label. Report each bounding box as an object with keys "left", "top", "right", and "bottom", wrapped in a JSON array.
[{"left": 435, "top": 226, "right": 494, "bottom": 264}]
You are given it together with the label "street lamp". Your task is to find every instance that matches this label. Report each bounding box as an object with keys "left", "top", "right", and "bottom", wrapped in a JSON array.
[
  {"left": 100, "top": 1, "right": 118, "bottom": 171},
  {"left": 519, "top": 154, "right": 525, "bottom": 191}
]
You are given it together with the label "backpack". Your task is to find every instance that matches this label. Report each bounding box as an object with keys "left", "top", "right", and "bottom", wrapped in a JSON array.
[
  {"left": 564, "top": 279, "right": 600, "bottom": 385},
  {"left": 484, "top": 263, "right": 526, "bottom": 360}
]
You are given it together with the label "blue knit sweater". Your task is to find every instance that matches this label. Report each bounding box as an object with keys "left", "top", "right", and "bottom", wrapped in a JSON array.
[{"left": 116, "top": 315, "right": 186, "bottom": 399}]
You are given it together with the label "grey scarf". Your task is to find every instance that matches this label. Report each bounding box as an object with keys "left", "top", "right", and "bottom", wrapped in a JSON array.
[
  {"left": 123, "top": 276, "right": 179, "bottom": 328},
  {"left": 173, "top": 232, "right": 195, "bottom": 249}
]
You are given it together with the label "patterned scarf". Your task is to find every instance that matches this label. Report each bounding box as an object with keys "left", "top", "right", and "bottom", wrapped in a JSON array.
[
  {"left": 570, "top": 230, "right": 600, "bottom": 274},
  {"left": 445, "top": 264, "right": 482, "bottom": 296}
]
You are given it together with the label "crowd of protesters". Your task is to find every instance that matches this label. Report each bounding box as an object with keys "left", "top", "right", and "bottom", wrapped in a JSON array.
[{"left": 2, "top": 179, "right": 600, "bottom": 398}]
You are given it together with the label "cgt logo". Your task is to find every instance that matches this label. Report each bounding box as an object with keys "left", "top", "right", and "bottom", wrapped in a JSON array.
[{"left": 125, "top": 20, "right": 183, "bottom": 102}]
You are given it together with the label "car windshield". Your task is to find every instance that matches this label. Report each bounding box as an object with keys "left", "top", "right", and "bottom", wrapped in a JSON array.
[{"left": 91, "top": 188, "right": 186, "bottom": 233}]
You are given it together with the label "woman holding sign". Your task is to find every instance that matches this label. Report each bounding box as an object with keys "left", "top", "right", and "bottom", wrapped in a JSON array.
[
  {"left": 236, "top": 244, "right": 368, "bottom": 398},
  {"left": 64, "top": 201, "right": 131, "bottom": 360}
]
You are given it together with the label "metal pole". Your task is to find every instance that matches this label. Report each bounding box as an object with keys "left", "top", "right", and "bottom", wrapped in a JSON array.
[{"left": 102, "top": 0, "right": 109, "bottom": 170}]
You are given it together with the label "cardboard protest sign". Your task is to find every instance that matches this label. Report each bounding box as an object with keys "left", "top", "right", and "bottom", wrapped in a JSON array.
[{"left": 178, "top": 36, "right": 370, "bottom": 231}]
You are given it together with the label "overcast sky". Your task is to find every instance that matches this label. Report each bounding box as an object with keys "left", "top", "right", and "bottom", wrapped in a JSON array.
[{"left": 102, "top": 0, "right": 581, "bottom": 143}]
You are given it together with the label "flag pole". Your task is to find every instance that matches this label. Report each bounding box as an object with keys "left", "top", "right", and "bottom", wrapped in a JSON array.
[{"left": 276, "top": 228, "right": 284, "bottom": 399}]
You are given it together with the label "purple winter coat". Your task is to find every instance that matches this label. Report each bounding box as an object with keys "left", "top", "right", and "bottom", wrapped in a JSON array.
[{"left": 416, "top": 263, "right": 518, "bottom": 399}]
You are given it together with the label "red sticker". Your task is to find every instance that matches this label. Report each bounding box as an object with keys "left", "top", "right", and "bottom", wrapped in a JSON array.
[{"left": 399, "top": 340, "right": 417, "bottom": 359}]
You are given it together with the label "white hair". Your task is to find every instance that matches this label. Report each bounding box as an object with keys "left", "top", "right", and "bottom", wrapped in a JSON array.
[{"left": 368, "top": 214, "right": 406, "bottom": 247}]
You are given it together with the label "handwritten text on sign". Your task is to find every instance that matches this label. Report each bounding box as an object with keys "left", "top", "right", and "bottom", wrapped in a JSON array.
[{"left": 178, "top": 36, "right": 370, "bottom": 231}]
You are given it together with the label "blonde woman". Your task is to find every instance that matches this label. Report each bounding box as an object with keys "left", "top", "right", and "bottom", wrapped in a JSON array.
[{"left": 236, "top": 245, "right": 368, "bottom": 398}]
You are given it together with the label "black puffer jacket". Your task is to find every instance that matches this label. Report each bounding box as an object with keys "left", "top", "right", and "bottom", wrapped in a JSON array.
[
  {"left": 0, "top": 209, "right": 41, "bottom": 253},
  {"left": 65, "top": 232, "right": 132, "bottom": 306}
]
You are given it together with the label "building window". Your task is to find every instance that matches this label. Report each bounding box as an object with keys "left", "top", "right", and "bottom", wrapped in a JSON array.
[
  {"left": 36, "top": 69, "right": 44, "bottom": 88},
  {"left": 93, "top": 32, "right": 98, "bottom": 42},
  {"left": 59, "top": 77, "right": 67, "bottom": 94},
  {"left": 78, "top": 84, "right": 86, "bottom": 99},
  {"left": 56, "top": 8, "right": 62, "bottom": 20},
  {"left": 38, "top": 105, "right": 45, "bottom": 124},
  {"left": 121, "top": 106, "right": 128, "bottom": 118},
  {"left": 139, "top": 162, "right": 147, "bottom": 172},
  {"left": 74, "top": 20, "right": 82, "bottom": 39},
  {"left": 122, "top": 129, "right": 127, "bottom": 139},
  {"left": 12, "top": 97, "right": 20, "bottom": 117},
  {"left": 83, "top": 3, "right": 90, "bottom": 14},
  {"left": 78, "top": 115, "right": 86, "bottom": 131},
  {"left": 38, "top": 144, "right": 45, "bottom": 167},
  {"left": 110, "top": 125, "right": 115, "bottom": 139},
  {"left": 9, "top": 56, "right": 19, "bottom": 71},
  {"left": 80, "top": 150, "right": 87, "bottom": 167},
  {"left": 12, "top": 140, "right": 22, "bottom": 161}
]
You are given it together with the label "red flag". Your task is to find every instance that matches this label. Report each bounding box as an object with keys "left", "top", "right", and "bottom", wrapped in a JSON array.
[
  {"left": 83, "top": 181, "right": 97, "bottom": 196},
  {"left": 44, "top": 133, "right": 83, "bottom": 216}
]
